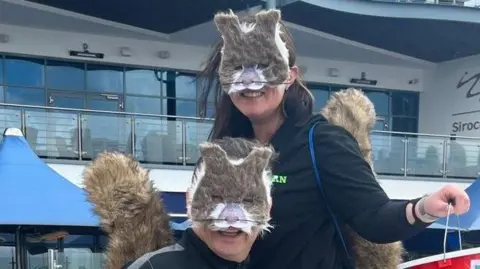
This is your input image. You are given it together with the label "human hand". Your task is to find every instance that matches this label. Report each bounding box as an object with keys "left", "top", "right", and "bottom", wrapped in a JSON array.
[{"left": 423, "top": 184, "right": 470, "bottom": 218}]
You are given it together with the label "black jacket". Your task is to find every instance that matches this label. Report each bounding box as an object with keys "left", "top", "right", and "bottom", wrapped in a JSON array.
[
  {"left": 127, "top": 229, "right": 249, "bottom": 269},
  {"left": 248, "top": 114, "right": 429, "bottom": 269}
]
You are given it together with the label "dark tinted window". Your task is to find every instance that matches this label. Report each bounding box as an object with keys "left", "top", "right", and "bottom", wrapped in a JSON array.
[
  {"left": 175, "top": 73, "right": 197, "bottom": 100},
  {"left": 310, "top": 85, "right": 329, "bottom": 111},
  {"left": 330, "top": 86, "right": 347, "bottom": 92},
  {"left": 176, "top": 99, "right": 197, "bottom": 117},
  {"left": 392, "top": 117, "right": 418, "bottom": 133},
  {"left": 46, "top": 60, "right": 85, "bottom": 91},
  {"left": 5, "top": 87, "right": 45, "bottom": 105},
  {"left": 125, "top": 69, "right": 164, "bottom": 97},
  {"left": 391, "top": 91, "right": 419, "bottom": 117},
  {"left": 125, "top": 96, "right": 162, "bottom": 114},
  {"left": 5, "top": 57, "right": 44, "bottom": 87},
  {"left": 366, "top": 90, "right": 390, "bottom": 117},
  {"left": 205, "top": 103, "right": 215, "bottom": 118},
  {"left": 86, "top": 64, "right": 124, "bottom": 93}
]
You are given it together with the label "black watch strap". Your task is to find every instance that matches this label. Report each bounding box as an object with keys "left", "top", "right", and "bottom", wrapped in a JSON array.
[
  {"left": 409, "top": 196, "right": 438, "bottom": 224},
  {"left": 409, "top": 197, "right": 422, "bottom": 224}
]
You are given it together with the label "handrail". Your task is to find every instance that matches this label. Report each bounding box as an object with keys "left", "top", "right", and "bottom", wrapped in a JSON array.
[
  {"left": 1, "top": 102, "right": 477, "bottom": 139},
  {"left": 369, "top": 0, "right": 480, "bottom": 8},
  {"left": 0, "top": 103, "right": 479, "bottom": 180},
  {"left": 374, "top": 130, "right": 480, "bottom": 140},
  {"left": 0, "top": 102, "right": 215, "bottom": 122}
]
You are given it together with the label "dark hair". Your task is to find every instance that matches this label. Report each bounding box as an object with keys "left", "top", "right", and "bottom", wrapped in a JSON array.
[{"left": 197, "top": 14, "right": 314, "bottom": 140}]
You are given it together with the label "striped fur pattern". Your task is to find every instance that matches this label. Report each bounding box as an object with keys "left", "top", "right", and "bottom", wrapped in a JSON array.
[
  {"left": 83, "top": 152, "right": 173, "bottom": 269},
  {"left": 321, "top": 88, "right": 405, "bottom": 269}
]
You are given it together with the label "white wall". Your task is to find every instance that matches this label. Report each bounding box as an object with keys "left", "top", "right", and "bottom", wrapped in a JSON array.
[
  {"left": 49, "top": 163, "right": 472, "bottom": 200},
  {"left": 0, "top": 23, "right": 428, "bottom": 92},
  {"left": 417, "top": 54, "right": 480, "bottom": 173},
  {"left": 419, "top": 54, "right": 480, "bottom": 137},
  {"left": 48, "top": 163, "right": 194, "bottom": 192}
]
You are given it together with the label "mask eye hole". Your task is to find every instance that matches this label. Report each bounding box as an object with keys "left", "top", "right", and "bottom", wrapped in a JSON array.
[
  {"left": 257, "top": 64, "right": 268, "bottom": 69},
  {"left": 234, "top": 65, "right": 243, "bottom": 71},
  {"left": 242, "top": 197, "right": 254, "bottom": 204},
  {"left": 211, "top": 195, "right": 223, "bottom": 203}
]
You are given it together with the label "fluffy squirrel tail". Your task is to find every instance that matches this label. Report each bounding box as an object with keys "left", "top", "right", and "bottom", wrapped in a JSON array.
[
  {"left": 321, "top": 88, "right": 405, "bottom": 269},
  {"left": 321, "top": 88, "right": 377, "bottom": 168},
  {"left": 83, "top": 152, "right": 173, "bottom": 269}
]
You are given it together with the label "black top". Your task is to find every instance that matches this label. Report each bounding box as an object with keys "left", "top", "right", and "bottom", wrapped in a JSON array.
[
  {"left": 127, "top": 229, "right": 249, "bottom": 269},
  {"left": 248, "top": 114, "right": 429, "bottom": 269}
]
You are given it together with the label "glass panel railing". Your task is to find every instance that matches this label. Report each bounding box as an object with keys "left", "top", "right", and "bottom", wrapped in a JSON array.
[
  {"left": 185, "top": 121, "right": 213, "bottom": 165},
  {"left": 134, "top": 117, "right": 183, "bottom": 165},
  {"left": 0, "top": 233, "right": 15, "bottom": 269},
  {"left": 372, "top": 132, "right": 406, "bottom": 176},
  {"left": 24, "top": 109, "right": 79, "bottom": 159},
  {"left": 30, "top": 251, "right": 106, "bottom": 269},
  {"left": 464, "top": 0, "right": 480, "bottom": 7},
  {"left": 0, "top": 108, "right": 21, "bottom": 141},
  {"left": 81, "top": 113, "right": 131, "bottom": 160},
  {"left": 445, "top": 138, "right": 480, "bottom": 178},
  {"left": 57, "top": 251, "right": 106, "bottom": 269},
  {"left": 2, "top": 103, "right": 480, "bottom": 180},
  {"left": 406, "top": 135, "right": 446, "bottom": 178},
  {"left": 372, "top": 131, "right": 480, "bottom": 180}
]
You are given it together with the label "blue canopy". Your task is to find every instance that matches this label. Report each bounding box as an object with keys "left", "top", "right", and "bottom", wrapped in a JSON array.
[
  {"left": 0, "top": 128, "right": 99, "bottom": 227},
  {"left": 170, "top": 219, "right": 190, "bottom": 231},
  {"left": 429, "top": 177, "right": 480, "bottom": 231}
]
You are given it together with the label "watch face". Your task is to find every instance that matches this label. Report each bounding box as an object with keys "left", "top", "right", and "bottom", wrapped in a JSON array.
[{"left": 419, "top": 197, "right": 438, "bottom": 222}]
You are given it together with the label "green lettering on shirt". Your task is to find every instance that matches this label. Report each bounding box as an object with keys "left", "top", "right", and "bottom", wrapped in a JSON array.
[{"left": 272, "top": 175, "right": 287, "bottom": 184}]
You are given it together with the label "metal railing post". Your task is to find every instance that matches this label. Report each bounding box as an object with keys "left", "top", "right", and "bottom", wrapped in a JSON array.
[
  {"left": 130, "top": 116, "right": 136, "bottom": 156},
  {"left": 402, "top": 136, "right": 408, "bottom": 177},
  {"left": 441, "top": 138, "right": 449, "bottom": 178},
  {"left": 20, "top": 109, "right": 26, "bottom": 135},
  {"left": 182, "top": 121, "right": 187, "bottom": 166},
  {"left": 77, "top": 114, "right": 83, "bottom": 161}
]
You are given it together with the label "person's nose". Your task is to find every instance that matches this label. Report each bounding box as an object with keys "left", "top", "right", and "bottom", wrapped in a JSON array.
[{"left": 219, "top": 203, "right": 245, "bottom": 224}]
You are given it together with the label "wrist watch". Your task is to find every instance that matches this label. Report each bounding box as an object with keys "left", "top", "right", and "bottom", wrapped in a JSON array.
[{"left": 418, "top": 196, "right": 439, "bottom": 223}]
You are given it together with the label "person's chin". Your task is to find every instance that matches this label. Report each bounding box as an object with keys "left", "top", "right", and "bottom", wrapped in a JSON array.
[
  {"left": 210, "top": 230, "right": 250, "bottom": 260},
  {"left": 242, "top": 109, "right": 269, "bottom": 119}
]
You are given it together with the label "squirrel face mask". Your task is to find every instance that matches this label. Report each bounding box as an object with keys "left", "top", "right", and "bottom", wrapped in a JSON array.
[
  {"left": 188, "top": 140, "right": 274, "bottom": 235},
  {"left": 213, "top": 9, "right": 290, "bottom": 95}
]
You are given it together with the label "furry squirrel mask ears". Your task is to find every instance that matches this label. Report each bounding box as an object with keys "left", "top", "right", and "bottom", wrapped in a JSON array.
[
  {"left": 213, "top": 9, "right": 290, "bottom": 95},
  {"left": 188, "top": 140, "right": 275, "bottom": 235}
]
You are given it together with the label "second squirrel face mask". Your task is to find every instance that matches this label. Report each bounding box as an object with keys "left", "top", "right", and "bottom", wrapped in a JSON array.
[
  {"left": 188, "top": 140, "right": 274, "bottom": 235},
  {"left": 213, "top": 9, "right": 290, "bottom": 95}
]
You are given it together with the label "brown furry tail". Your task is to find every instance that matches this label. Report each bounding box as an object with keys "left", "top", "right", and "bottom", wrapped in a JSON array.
[
  {"left": 321, "top": 88, "right": 376, "bottom": 168},
  {"left": 321, "top": 88, "right": 405, "bottom": 269},
  {"left": 83, "top": 152, "right": 173, "bottom": 269}
]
